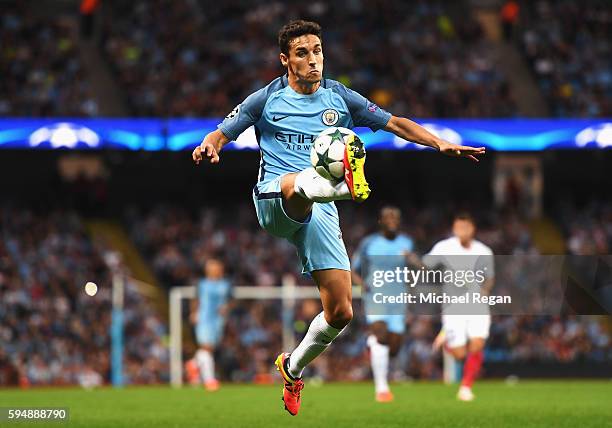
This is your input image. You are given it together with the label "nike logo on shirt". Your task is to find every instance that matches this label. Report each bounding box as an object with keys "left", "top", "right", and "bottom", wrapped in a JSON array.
[{"left": 272, "top": 115, "right": 290, "bottom": 122}]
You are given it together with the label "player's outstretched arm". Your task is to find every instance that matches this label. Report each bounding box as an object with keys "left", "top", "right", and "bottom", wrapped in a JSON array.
[
  {"left": 384, "top": 116, "right": 485, "bottom": 162},
  {"left": 192, "top": 129, "right": 230, "bottom": 165}
]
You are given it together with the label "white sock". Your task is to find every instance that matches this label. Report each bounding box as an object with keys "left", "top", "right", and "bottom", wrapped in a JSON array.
[
  {"left": 294, "top": 167, "right": 351, "bottom": 203},
  {"left": 195, "top": 349, "right": 215, "bottom": 382},
  {"left": 288, "top": 312, "right": 346, "bottom": 378},
  {"left": 368, "top": 335, "right": 390, "bottom": 394}
]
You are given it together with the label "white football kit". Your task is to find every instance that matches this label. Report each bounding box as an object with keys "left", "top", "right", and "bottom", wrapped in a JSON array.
[{"left": 424, "top": 237, "right": 495, "bottom": 348}]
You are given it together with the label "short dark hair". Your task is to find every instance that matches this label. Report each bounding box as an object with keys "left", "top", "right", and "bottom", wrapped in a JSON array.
[
  {"left": 278, "top": 20, "right": 322, "bottom": 55},
  {"left": 380, "top": 205, "right": 401, "bottom": 217},
  {"left": 454, "top": 212, "right": 475, "bottom": 224}
]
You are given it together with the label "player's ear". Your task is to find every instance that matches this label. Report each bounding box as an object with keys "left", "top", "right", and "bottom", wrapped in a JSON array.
[{"left": 279, "top": 52, "right": 288, "bottom": 68}]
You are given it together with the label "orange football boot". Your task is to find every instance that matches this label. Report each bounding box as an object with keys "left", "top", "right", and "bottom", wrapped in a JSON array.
[
  {"left": 275, "top": 353, "right": 304, "bottom": 416},
  {"left": 376, "top": 391, "right": 394, "bottom": 402},
  {"left": 204, "top": 379, "right": 220, "bottom": 392}
]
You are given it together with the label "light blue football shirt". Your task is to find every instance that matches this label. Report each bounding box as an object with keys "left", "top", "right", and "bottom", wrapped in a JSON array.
[
  {"left": 197, "top": 278, "right": 231, "bottom": 322},
  {"left": 352, "top": 233, "right": 414, "bottom": 316},
  {"left": 218, "top": 75, "right": 391, "bottom": 185},
  {"left": 352, "top": 233, "right": 414, "bottom": 275}
]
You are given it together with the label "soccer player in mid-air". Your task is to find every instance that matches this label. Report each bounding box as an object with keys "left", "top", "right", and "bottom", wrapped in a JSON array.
[
  {"left": 352, "top": 206, "right": 414, "bottom": 402},
  {"left": 187, "top": 257, "right": 231, "bottom": 391},
  {"left": 410, "top": 213, "right": 495, "bottom": 401},
  {"left": 193, "top": 20, "right": 485, "bottom": 415}
]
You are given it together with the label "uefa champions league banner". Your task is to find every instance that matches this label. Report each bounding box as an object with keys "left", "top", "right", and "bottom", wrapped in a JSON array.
[
  {"left": 167, "top": 118, "right": 612, "bottom": 151},
  {"left": 0, "top": 118, "right": 610, "bottom": 150},
  {"left": 0, "top": 119, "right": 164, "bottom": 150}
]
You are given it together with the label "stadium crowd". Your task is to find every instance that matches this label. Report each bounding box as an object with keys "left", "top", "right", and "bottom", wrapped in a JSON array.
[
  {"left": 0, "top": 208, "right": 167, "bottom": 386},
  {"left": 3, "top": 0, "right": 609, "bottom": 118},
  {"left": 101, "top": 0, "right": 516, "bottom": 118},
  {"left": 519, "top": 0, "right": 611, "bottom": 117},
  {"left": 0, "top": 2, "right": 99, "bottom": 116},
  {"left": 557, "top": 201, "right": 612, "bottom": 256}
]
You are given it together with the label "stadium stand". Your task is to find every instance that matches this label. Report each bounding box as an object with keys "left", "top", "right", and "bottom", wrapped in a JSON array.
[
  {"left": 0, "top": 2, "right": 99, "bottom": 116},
  {"left": 100, "top": 0, "right": 517, "bottom": 117},
  {"left": 127, "top": 202, "right": 611, "bottom": 381},
  {"left": 7, "top": 0, "right": 609, "bottom": 119},
  {"left": 0, "top": 208, "right": 167, "bottom": 386},
  {"left": 518, "top": 0, "right": 611, "bottom": 117}
]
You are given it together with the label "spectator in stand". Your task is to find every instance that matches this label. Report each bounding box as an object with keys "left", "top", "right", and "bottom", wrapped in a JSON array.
[
  {"left": 501, "top": 1, "right": 520, "bottom": 42},
  {"left": 0, "top": 2, "right": 99, "bottom": 116},
  {"left": 100, "top": 0, "right": 516, "bottom": 118},
  {"left": 519, "top": 0, "right": 611, "bottom": 117}
]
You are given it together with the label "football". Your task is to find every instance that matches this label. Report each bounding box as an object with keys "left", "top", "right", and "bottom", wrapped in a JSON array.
[{"left": 310, "top": 127, "right": 359, "bottom": 181}]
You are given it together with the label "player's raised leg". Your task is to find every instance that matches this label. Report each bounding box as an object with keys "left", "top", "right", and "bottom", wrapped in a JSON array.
[
  {"left": 284, "top": 129, "right": 371, "bottom": 205},
  {"left": 275, "top": 269, "right": 352, "bottom": 416},
  {"left": 287, "top": 168, "right": 352, "bottom": 205}
]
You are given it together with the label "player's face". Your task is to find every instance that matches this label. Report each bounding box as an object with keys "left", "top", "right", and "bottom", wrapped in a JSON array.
[
  {"left": 453, "top": 219, "right": 475, "bottom": 244},
  {"left": 379, "top": 209, "right": 401, "bottom": 235},
  {"left": 205, "top": 259, "right": 224, "bottom": 279},
  {"left": 280, "top": 34, "right": 323, "bottom": 85}
]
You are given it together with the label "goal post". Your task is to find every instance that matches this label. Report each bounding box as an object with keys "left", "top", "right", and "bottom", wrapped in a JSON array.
[{"left": 169, "top": 277, "right": 362, "bottom": 387}]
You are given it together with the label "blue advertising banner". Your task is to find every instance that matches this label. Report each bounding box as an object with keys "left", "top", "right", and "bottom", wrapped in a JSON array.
[
  {"left": 0, "top": 119, "right": 163, "bottom": 150},
  {"left": 0, "top": 118, "right": 610, "bottom": 151}
]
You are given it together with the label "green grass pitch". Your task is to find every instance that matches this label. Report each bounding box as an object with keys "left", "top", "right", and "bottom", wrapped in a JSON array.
[{"left": 1, "top": 381, "right": 611, "bottom": 428}]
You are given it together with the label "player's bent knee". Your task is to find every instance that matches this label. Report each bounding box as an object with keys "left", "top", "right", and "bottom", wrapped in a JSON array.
[
  {"left": 280, "top": 173, "right": 312, "bottom": 221},
  {"left": 468, "top": 338, "right": 485, "bottom": 353},
  {"left": 450, "top": 347, "right": 467, "bottom": 360},
  {"left": 370, "top": 322, "right": 389, "bottom": 344},
  {"left": 326, "top": 305, "right": 353, "bottom": 329},
  {"left": 280, "top": 173, "right": 297, "bottom": 196}
]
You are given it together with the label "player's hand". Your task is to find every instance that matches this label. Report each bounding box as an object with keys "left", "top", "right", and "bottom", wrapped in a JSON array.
[
  {"left": 438, "top": 140, "right": 485, "bottom": 162},
  {"left": 432, "top": 330, "right": 446, "bottom": 352},
  {"left": 193, "top": 141, "right": 220, "bottom": 165},
  {"left": 189, "top": 311, "right": 198, "bottom": 324}
]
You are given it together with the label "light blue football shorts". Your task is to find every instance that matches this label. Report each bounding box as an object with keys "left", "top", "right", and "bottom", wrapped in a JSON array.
[
  {"left": 365, "top": 314, "right": 406, "bottom": 334},
  {"left": 252, "top": 175, "right": 350, "bottom": 274},
  {"left": 195, "top": 317, "right": 225, "bottom": 346}
]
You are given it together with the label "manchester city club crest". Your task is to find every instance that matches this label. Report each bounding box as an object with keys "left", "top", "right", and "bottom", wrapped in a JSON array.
[{"left": 321, "top": 109, "right": 339, "bottom": 126}]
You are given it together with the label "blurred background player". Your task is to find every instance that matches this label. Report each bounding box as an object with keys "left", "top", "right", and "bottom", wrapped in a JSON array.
[
  {"left": 192, "top": 19, "right": 484, "bottom": 416},
  {"left": 412, "top": 213, "right": 494, "bottom": 401},
  {"left": 352, "top": 206, "right": 414, "bottom": 402},
  {"left": 187, "top": 257, "right": 231, "bottom": 392}
]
